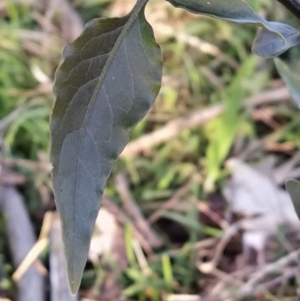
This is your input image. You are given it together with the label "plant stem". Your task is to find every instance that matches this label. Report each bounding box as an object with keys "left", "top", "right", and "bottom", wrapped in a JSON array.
[{"left": 276, "top": 0, "right": 300, "bottom": 20}]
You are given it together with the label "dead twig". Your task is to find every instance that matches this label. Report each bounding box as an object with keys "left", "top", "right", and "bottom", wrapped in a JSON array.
[
  {"left": 121, "top": 86, "right": 290, "bottom": 157},
  {"left": 246, "top": 267, "right": 300, "bottom": 298},
  {"left": 244, "top": 86, "right": 289, "bottom": 108},
  {"left": 121, "top": 104, "right": 224, "bottom": 157},
  {"left": 0, "top": 157, "right": 52, "bottom": 172},
  {"left": 102, "top": 196, "right": 154, "bottom": 254},
  {"left": 115, "top": 173, "right": 162, "bottom": 248},
  {"left": 237, "top": 247, "right": 300, "bottom": 297},
  {"left": 12, "top": 211, "right": 52, "bottom": 282},
  {"left": 148, "top": 184, "right": 189, "bottom": 223},
  {"left": 0, "top": 169, "right": 25, "bottom": 185},
  {"left": 151, "top": 21, "right": 239, "bottom": 69},
  {"left": 198, "top": 223, "right": 240, "bottom": 274},
  {"left": 210, "top": 266, "right": 256, "bottom": 297}
]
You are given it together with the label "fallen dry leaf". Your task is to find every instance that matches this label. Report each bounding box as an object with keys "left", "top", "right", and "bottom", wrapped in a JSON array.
[{"left": 224, "top": 159, "right": 300, "bottom": 261}]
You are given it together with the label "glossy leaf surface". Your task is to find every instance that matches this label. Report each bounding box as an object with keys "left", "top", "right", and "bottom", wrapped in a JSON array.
[
  {"left": 50, "top": 0, "right": 162, "bottom": 293},
  {"left": 286, "top": 179, "right": 300, "bottom": 221},
  {"left": 167, "top": 0, "right": 282, "bottom": 32},
  {"left": 275, "top": 58, "right": 300, "bottom": 108},
  {"left": 166, "top": 0, "right": 300, "bottom": 57}
]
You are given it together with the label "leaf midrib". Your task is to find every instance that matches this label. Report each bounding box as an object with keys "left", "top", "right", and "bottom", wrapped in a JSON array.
[{"left": 69, "top": 0, "right": 149, "bottom": 281}]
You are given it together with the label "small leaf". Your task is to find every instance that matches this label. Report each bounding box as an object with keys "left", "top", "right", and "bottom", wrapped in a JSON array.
[
  {"left": 166, "top": 0, "right": 284, "bottom": 39},
  {"left": 274, "top": 58, "right": 300, "bottom": 108},
  {"left": 286, "top": 179, "right": 300, "bottom": 221},
  {"left": 50, "top": 0, "right": 162, "bottom": 293},
  {"left": 252, "top": 22, "right": 300, "bottom": 57}
]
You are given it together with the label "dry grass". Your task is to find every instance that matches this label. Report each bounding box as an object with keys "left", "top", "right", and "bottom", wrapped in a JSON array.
[{"left": 0, "top": 0, "right": 300, "bottom": 300}]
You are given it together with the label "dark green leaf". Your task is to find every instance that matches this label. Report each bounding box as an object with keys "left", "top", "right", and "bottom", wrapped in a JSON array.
[
  {"left": 252, "top": 22, "right": 300, "bottom": 57},
  {"left": 274, "top": 58, "right": 300, "bottom": 108},
  {"left": 50, "top": 0, "right": 162, "bottom": 293},
  {"left": 166, "top": 0, "right": 284, "bottom": 39},
  {"left": 286, "top": 179, "right": 300, "bottom": 221}
]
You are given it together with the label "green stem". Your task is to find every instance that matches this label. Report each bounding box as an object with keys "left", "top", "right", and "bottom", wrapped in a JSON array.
[{"left": 276, "top": 0, "right": 300, "bottom": 20}]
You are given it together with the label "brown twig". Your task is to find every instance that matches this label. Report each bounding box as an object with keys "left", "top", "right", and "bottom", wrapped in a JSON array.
[
  {"left": 115, "top": 173, "right": 162, "bottom": 248},
  {"left": 237, "top": 247, "right": 300, "bottom": 297},
  {"left": 102, "top": 196, "right": 154, "bottom": 254},
  {"left": 198, "top": 223, "right": 241, "bottom": 274},
  {"left": 210, "top": 266, "right": 257, "bottom": 297},
  {"left": 121, "top": 104, "right": 224, "bottom": 157},
  {"left": 0, "top": 157, "right": 52, "bottom": 172},
  {"left": 121, "top": 86, "right": 289, "bottom": 157},
  {"left": 247, "top": 267, "right": 300, "bottom": 298},
  {"left": 148, "top": 184, "right": 190, "bottom": 223}
]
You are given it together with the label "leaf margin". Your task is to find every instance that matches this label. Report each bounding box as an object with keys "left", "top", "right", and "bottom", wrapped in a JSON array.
[{"left": 50, "top": 0, "right": 162, "bottom": 294}]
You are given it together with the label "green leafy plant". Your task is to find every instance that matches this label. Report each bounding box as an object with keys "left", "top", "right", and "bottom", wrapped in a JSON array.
[{"left": 50, "top": 0, "right": 300, "bottom": 293}]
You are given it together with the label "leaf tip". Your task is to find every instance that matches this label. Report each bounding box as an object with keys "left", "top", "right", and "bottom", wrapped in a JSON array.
[
  {"left": 68, "top": 277, "right": 80, "bottom": 295},
  {"left": 63, "top": 233, "right": 90, "bottom": 296},
  {"left": 67, "top": 262, "right": 84, "bottom": 295}
]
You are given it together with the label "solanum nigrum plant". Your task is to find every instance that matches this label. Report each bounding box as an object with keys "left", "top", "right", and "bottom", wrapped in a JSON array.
[{"left": 50, "top": 0, "right": 300, "bottom": 293}]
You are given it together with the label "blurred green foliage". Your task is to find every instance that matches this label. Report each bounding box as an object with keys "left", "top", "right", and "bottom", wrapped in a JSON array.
[{"left": 0, "top": 0, "right": 300, "bottom": 300}]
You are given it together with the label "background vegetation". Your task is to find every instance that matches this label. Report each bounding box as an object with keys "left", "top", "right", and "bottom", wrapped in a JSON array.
[{"left": 0, "top": 0, "right": 300, "bottom": 300}]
